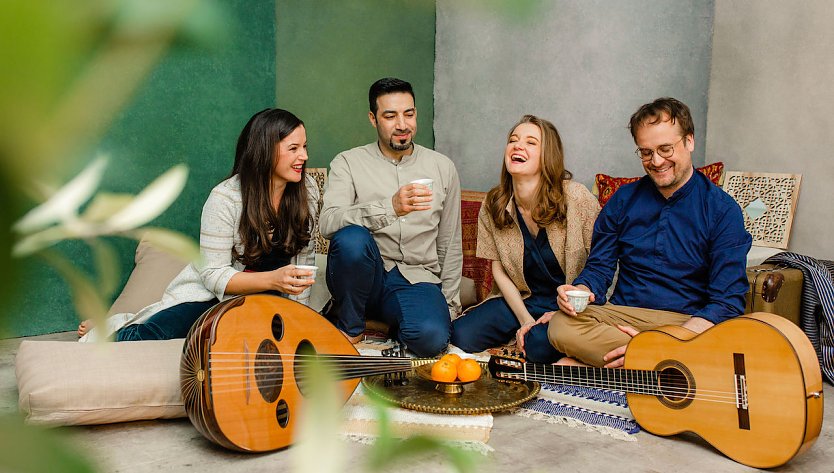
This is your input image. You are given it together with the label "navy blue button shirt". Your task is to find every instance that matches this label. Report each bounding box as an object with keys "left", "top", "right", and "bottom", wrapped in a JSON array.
[{"left": 573, "top": 170, "right": 752, "bottom": 324}]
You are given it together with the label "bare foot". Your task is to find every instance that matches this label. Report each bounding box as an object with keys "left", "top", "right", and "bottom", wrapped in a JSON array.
[
  {"left": 555, "top": 356, "right": 588, "bottom": 367},
  {"left": 78, "top": 320, "right": 94, "bottom": 337},
  {"left": 340, "top": 330, "right": 363, "bottom": 344}
]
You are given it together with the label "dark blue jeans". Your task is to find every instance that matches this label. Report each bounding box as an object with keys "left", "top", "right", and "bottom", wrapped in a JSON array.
[
  {"left": 451, "top": 296, "right": 565, "bottom": 364},
  {"left": 116, "top": 299, "right": 218, "bottom": 341},
  {"left": 325, "top": 225, "right": 451, "bottom": 357}
]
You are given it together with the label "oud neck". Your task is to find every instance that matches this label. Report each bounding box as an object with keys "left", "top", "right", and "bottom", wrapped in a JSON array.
[
  {"left": 317, "top": 354, "right": 413, "bottom": 380},
  {"left": 514, "top": 362, "right": 660, "bottom": 395}
]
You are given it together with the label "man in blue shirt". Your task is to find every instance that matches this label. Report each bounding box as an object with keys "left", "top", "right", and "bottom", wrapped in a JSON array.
[{"left": 547, "top": 97, "right": 752, "bottom": 368}]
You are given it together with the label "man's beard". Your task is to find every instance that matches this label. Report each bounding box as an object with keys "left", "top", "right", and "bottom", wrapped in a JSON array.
[{"left": 389, "top": 137, "right": 412, "bottom": 151}]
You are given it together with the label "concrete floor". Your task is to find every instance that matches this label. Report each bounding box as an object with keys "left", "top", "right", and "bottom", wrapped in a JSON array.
[{"left": 2, "top": 332, "right": 832, "bottom": 473}]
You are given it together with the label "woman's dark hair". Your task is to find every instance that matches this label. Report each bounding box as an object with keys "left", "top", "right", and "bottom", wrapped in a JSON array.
[
  {"left": 230, "top": 108, "right": 310, "bottom": 266},
  {"left": 486, "top": 115, "right": 572, "bottom": 230}
]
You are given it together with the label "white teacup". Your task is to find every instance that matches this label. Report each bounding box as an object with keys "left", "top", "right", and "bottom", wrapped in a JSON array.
[
  {"left": 295, "top": 265, "right": 318, "bottom": 280},
  {"left": 410, "top": 178, "right": 433, "bottom": 191},
  {"left": 566, "top": 290, "right": 591, "bottom": 313}
]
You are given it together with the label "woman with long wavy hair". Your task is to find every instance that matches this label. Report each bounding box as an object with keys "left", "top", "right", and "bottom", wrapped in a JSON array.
[
  {"left": 79, "top": 108, "right": 319, "bottom": 341},
  {"left": 450, "top": 115, "right": 599, "bottom": 363}
]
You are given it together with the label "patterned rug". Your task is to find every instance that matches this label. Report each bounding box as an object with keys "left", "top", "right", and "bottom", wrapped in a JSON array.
[
  {"left": 349, "top": 341, "right": 640, "bottom": 448},
  {"left": 512, "top": 383, "right": 639, "bottom": 441}
]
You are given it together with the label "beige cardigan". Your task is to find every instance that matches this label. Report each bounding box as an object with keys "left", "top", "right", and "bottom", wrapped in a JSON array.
[{"left": 474, "top": 180, "right": 600, "bottom": 303}]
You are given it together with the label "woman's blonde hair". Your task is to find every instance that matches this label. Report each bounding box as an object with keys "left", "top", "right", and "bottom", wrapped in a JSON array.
[{"left": 485, "top": 114, "right": 572, "bottom": 230}]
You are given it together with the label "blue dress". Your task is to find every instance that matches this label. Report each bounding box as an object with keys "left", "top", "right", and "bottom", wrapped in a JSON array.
[{"left": 451, "top": 206, "right": 566, "bottom": 363}]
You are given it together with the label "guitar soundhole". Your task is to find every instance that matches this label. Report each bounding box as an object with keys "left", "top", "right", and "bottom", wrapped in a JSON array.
[
  {"left": 255, "top": 340, "right": 283, "bottom": 403},
  {"left": 656, "top": 363, "right": 695, "bottom": 409},
  {"left": 294, "top": 340, "right": 317, "bottom": 397},
  {"left": 275, "top": 399, "right": 290, "bottom": 428},
  {"left": 271, "top": 314, "right": 284, "bottom": 341}
]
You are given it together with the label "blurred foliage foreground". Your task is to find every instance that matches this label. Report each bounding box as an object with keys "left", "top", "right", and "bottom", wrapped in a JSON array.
[{"left": 0, "top": 1, "right": 480, "bottom": 471}]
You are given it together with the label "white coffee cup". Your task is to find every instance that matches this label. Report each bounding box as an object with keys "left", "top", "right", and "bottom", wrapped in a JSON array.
[
  {"left": 566, "top": 290, "right": 591, "bottom": 313},
  {"left": 410, "top": 178, "right": 433, "bottom": 191},
  {"left": 295, "top": 265, "right": 318, "bottom": 280}
]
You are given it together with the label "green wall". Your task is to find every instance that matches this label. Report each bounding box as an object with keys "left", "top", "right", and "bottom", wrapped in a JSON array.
[
  {"left": 5, "top": 0, "right": 438, "bottom": 337},
  {"left": 275, "top": 0, "right": 436, "bottom": 168},
  {"left": 5, "top": 1, "right": 277, "bottom": 337}
]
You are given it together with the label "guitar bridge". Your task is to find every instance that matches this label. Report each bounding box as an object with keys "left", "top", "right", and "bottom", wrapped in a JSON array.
[{"left": 733, "top": 353, "right": 750, "bottom": 430}]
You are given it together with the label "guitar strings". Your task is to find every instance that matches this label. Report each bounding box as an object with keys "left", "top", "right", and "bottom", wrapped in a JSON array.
[
  {"left": 201, "top": 367, "right": 741, "bottom": 404},
  {"left": 193, "top": 352, "right": 745, "bottom": 403},
  {"left": 504, "top": 373, "right": 739, "bottom": 403},
  {"left": 206, "top": 354, "right": 737, "bottom": 399}
]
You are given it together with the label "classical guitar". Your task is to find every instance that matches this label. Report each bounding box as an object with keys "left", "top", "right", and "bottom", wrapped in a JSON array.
[
  {"left": 180, "top": 294, "right": 413, "bottom": 452},
  {"left": 488, "top": 312, "right": 824, "bottom": 469}
]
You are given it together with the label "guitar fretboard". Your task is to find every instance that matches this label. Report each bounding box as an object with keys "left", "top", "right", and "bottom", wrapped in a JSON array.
[{"left": 507, "top": 363, "right": 662, "bottom": 395}]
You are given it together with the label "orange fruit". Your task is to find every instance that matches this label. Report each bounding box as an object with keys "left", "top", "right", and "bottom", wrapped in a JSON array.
[
  {"left": 440, "top": 353, "right": 462, "bottom": 367},
  {"left": 431, "top": 359, "right": 458, "bottom": 382},
  {"left": 456, "top": 358, "right": 481, "bottom": 382}
]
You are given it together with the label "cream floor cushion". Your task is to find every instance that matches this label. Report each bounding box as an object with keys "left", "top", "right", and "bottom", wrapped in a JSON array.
[
  {"left": 16, "top": 339, "right": 186, "bottom": 425},
  {"left": 15, "top": 239, "right": 473, "bottom": 426}
]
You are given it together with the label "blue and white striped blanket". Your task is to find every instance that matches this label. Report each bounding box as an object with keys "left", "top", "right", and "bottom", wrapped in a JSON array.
[
  {"left": 514, "top": 383, "right": 640, "bottom": 440},
  {"left": 764, "top": 252, "right": 834, "bottom": 384}
]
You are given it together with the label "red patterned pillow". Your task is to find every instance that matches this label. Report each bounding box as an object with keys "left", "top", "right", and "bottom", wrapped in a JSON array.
[
  {"left": 594, "top": 162, "right": 724, "bottom": 207},
  {"left": 460, "top": 190, "right": 493, "bottom": 302}
]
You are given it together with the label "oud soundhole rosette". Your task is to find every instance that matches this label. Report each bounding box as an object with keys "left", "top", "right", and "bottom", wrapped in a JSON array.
[
  {"left": 275, "top": 399, "right": 290, "bottom": 428},
  {"left": 255, "top": 339, "right": 283, "bottom": 403}
]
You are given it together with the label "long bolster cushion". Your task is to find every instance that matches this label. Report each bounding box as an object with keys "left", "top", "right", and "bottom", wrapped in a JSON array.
[{"left": 15, "top": 339, "right": 186, "bottom": 426}]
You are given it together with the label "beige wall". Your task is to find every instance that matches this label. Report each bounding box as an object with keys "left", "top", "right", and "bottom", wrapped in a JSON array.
[{"left": 707, "top": 0, "right": 834, "bottom": 260}]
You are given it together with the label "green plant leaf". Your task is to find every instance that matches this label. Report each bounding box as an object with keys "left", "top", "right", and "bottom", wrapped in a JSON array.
[
  {"left": 12, "top": 155, "right": 107, "bottom": 234},
  {"left": 125, "top": 227, "right": 200, "bottom": 263},
  {"left": 290, "top": 356, "right": 346, "bottom": 473},
  {"left": 12, "top": 225, "right": 72, "bottom": 257},
  {"left": 38, "top": 250, "right": 109, "bottom": 329},
  {"left": 364, "top": 390, "right": 480, "bottom": 473},
  {"left": 80, "top": 192, "right": 134, "bottom": 223},
  {"left": 105, "top": 164, "right": 188, "bottom": 232},
  {"left": 89, "top": 238, "right": 120, "bottom": 298},
  {"left": 0, "top": 414, "right": 97, "bottom": 473}
]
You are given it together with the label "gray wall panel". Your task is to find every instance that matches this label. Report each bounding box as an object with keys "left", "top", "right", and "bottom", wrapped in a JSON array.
[
  {"left": 435, "top": 0, "right": 715, "bottom": 192},
  {"left": 707, "top": 0, "right": 834, "bottom": 260}
]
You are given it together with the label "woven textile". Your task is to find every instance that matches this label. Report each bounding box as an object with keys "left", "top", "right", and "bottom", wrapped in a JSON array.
[
  {"left": 764, "top": 252, "right": 834, "bottom": 384},
  {"left": 513, "top": 383, "right": 639, "bottom": 440},
  {"left": 461, "top": 190, "right": 492, "bottom": 301}
]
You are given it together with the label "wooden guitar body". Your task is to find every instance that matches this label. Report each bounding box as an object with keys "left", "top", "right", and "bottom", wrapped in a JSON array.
[
  {"left": 180, "top": 294, "right": 368, "bottom": 452},
  {"left": 488, "top": 312, "right": 823, "bottom": 468},
  {"left": 625, "top": 313, "right": 823, "bottom": 468}
]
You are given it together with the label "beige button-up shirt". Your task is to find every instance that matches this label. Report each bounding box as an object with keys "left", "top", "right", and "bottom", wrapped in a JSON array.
[{"left": 320, "top": 142, "right": 462, "bottom": 312}]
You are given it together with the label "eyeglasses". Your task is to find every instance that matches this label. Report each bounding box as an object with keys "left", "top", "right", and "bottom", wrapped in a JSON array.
[{"left": 635, "top": 136, "right": 685, "bottom": 161}]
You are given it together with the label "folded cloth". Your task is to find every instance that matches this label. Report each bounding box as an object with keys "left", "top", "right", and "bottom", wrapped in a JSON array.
[{"left": 764, "top": 251, "right": 834, "bottom": 384}]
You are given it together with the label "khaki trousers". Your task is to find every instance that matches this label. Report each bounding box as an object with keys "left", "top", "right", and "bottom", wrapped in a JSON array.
[{"left": 547, "top": 304, "right": 691, "bottom": 367}]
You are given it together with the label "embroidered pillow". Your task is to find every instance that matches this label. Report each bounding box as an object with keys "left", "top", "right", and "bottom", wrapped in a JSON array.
[{"left": 594, "top": 162, "right": 724, "bottom": 207}]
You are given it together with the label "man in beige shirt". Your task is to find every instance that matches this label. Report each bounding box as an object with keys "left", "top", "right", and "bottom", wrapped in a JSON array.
[{"left": 320, "top": 77, "right": 462, "bottom": 357}]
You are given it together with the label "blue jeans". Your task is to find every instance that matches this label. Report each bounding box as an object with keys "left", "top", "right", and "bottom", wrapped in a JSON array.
[
  {"left": 451, "top": 296, "right": 565, "bottom": 364},
  {"left": 116, "top": 299, "right": 218, "bottom": 341},
  {"left": 325, "top": 225, "right": 451, "bottom": 357}
]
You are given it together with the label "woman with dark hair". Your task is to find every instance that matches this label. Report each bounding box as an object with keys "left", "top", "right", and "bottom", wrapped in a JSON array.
[
  {"left": 79, "top": 108, "right": 319, "bottom": 341},
  {"left": 450, "top": 115, "right": 599, "bottom": 363}
]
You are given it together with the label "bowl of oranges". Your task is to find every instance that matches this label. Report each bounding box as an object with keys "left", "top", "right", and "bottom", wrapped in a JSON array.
[{"left": 414, "top": 354, "right": 483, "bottom": 395}]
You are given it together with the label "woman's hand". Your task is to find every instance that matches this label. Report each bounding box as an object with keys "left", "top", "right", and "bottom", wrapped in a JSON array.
[
  {"left": 515, "top": 314, "right": 553, "bottom": 356},
  {"left": 270, "top": 265, "right": 315, "bottom": 295},
  {"left": 556, "top": 284, "right": 595, "bottom": 317}
]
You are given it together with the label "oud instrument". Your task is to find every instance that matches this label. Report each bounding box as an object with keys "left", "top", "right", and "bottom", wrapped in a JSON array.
[
  {"left": 488, "top": 312, "right": 823, "bottom": 469},
  {"left": 180, "top": 294, "right": 412, "bottom": 452}
]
